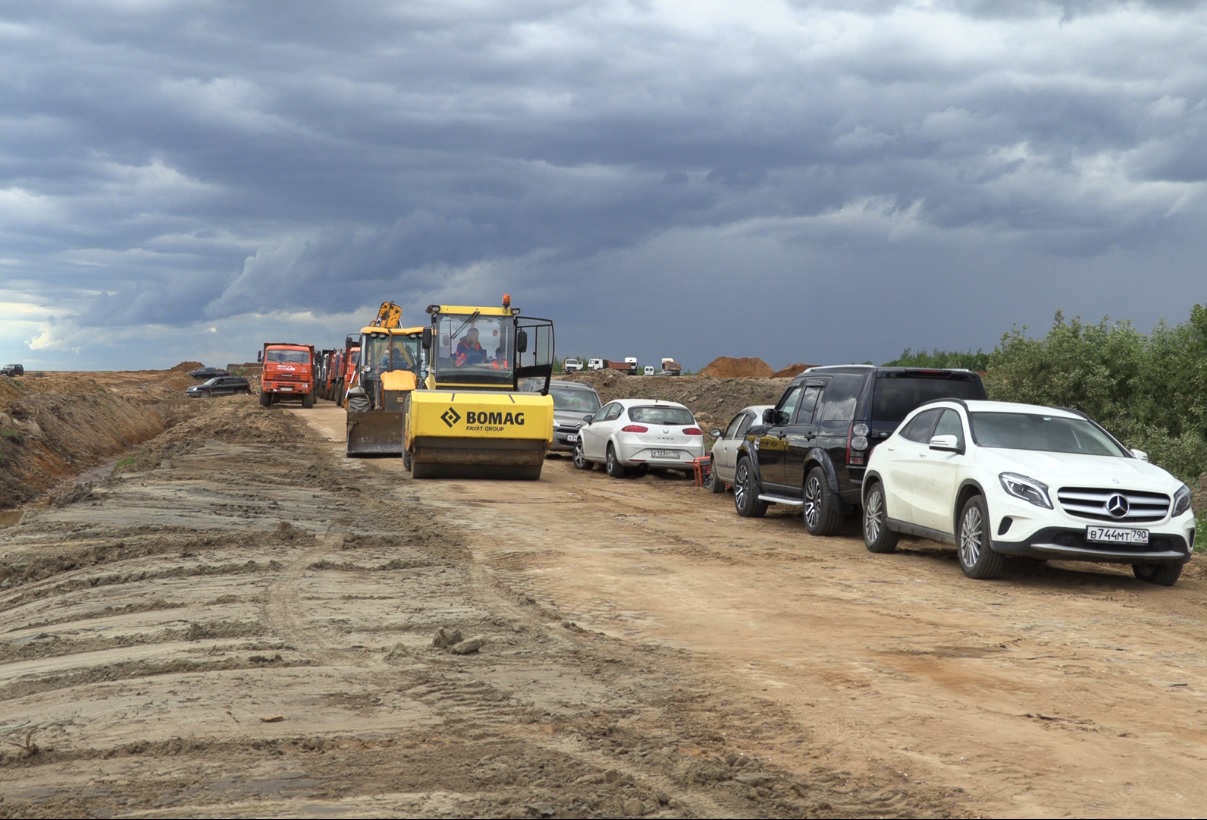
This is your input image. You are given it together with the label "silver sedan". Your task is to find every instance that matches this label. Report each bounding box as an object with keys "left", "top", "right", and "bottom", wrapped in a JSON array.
[{"left": 706, "top": 405, "right": 774, "bottom": 493}]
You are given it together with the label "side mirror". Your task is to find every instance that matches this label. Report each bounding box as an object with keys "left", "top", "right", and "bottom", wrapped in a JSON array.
[
  {"left": 257, "top": 351, "right": 264, "bottom": 363},
  {"left": 929, "top": 434, "right": 962, "bottom": 453},
  {"left": 422, "top": 327, "right": 432, "bottom": 350},
  {"left": 1131, "top": 448, "right": 1149, "bottom": 462},
  {"left": 710, "top": 428, "right": 722, "bottom": 438},
  {"left": 762, "top": 408, "right": 776, "bottom": 424},
  {"left": 582, "top": 415, "right": 594, "bottom": 424},
  {"left": 516, "top": 329, "right": 528, "bottom": 354}
]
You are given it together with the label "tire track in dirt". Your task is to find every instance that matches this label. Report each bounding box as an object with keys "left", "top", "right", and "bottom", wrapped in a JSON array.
[
  {"left": 403, "top": 462, "right": 962, "bottom": 818},
  {"left": 304, "top": 413, "right": 916, "bottom": 818}
]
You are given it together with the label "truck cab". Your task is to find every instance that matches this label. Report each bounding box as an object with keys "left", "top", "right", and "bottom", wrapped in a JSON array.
[{"left": 257, "top": 342, "right": 316, "bottom": 408}]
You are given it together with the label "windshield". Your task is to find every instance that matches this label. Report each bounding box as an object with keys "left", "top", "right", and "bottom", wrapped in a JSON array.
[
  {"left": 628, "top": 405, "right": 696, "bottom": 425},
  {"left": 871, "top": 374, "right": 985, "bottom": 424},
  {"left": 265, "top": 349, "right": 310, "bottom": 364},
  {"left": 551, "top": 386, "right": 601, "bottom": 414},
  {"left": 362, "top": 332, "right": 421, "bottom": 374},
  {"left": 970, "top": 412, "right": 1129, "bottom": 456},
  {"left": 431, "top": 314, "right": 515, "bottom": 386}
]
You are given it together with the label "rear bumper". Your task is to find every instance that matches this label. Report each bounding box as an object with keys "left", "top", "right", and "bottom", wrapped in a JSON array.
[{"left": 618, "top": 445, "right": 705, "bottom": 469}]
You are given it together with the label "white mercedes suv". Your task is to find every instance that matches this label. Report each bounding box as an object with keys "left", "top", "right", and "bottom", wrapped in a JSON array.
[{"left": 861, "top": 399, "right": 1196, "bottom": 586}]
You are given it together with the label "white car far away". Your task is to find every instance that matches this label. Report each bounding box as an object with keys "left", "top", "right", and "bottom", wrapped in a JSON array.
[
  {"left": 573, "top": 398, "right": 705, "bottom": 479},
  {"left": 861, "top": 399, "right": 1196, "bottom": 586}
]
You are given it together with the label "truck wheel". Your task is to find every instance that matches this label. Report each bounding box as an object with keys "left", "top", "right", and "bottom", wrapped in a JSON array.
[
  {"left": 259, "top": 391, "right": 271, "bottom": 408},
  {"left": 862, "top": 481, "right": 899, "bottom": 553},
  {"left": 605, "top": 445, "right": 627, "bottom": 478},
  {"left": 957, "top": 495, "right": 1004, "bottom": 579},
  {"left": 302, "top": 392, "right": 315, "bottom": 409},
  {"left": 803, "top": 466, "right": 842, "bottom": 537},
  {"left": 733, "top": 456, "right": 767, "bottom": 518}
]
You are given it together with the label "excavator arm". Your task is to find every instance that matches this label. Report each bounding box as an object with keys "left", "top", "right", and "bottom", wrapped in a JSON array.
[{"left": 371, "top": 301, "right": 403, "bottom": 329}]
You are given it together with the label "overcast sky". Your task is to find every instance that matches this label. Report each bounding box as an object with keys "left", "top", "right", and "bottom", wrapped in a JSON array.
[{"left": 2, "top": 1, "right": 1205, "bottom": 374}]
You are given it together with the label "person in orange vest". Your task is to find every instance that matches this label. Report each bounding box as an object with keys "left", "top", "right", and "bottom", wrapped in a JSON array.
[{"left": 454, "top": 327, "right": 487, "bottom": 365}]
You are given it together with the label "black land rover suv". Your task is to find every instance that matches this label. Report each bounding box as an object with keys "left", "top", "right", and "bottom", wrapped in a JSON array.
[{"left": 732, "top": 365, "right": 988, "bottom": 536}]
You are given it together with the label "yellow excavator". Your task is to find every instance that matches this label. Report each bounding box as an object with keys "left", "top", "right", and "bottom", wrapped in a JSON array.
[
  {"left": 345, "top": 302, "right": 424, "bottom": 456},
  {"left": 404, "top": 295, "right": 555, "bottom": 480}
]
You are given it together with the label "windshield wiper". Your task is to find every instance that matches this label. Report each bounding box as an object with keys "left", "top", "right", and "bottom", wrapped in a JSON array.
[{"left": 450, "top": 310, "right": 481, "bottom": 339}]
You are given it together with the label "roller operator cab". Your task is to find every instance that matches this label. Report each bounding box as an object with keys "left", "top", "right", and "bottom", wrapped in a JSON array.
[{"left": 404, "top": 295, "right": 556, "bottom": 480}]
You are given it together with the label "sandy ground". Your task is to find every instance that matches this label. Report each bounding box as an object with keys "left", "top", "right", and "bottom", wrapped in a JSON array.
[{"left": 2, "top": 376, "right": 1207, "bottom": 818}]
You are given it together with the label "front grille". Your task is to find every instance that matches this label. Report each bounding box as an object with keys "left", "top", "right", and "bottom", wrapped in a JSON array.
[{"left": 1056, "top": 487, "right": 1170, "bottom": 523}]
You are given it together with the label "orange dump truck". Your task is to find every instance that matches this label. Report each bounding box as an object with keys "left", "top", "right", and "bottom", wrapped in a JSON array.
[{"left": 257, "top": 342, "right": 316, "bottom": 408}]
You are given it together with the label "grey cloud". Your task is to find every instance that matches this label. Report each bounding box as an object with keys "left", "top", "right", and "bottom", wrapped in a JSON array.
[{"left": 2, "top": 0, "right": 1205, "bottom": 373}]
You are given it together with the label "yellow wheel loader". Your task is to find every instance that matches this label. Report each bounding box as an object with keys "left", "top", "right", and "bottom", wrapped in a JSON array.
[
  {"left": 404, "top": 295, "right": 555, "bottom": 480},
  {"left": 345, "top": 310, "right": 425, "bottom": 456}
]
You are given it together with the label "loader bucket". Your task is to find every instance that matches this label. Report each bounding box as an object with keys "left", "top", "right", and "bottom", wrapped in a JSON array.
[{"left": 346, "top": 410, "right": 405, "bottom": 456}]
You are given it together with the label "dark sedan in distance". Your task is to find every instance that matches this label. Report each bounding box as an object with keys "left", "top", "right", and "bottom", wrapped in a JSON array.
[
  {"left": 188, "top": 366, "right": 232, "bottom": 380},
  {"left": 186, "top": 376, "right": 252, "bottom": 398}
]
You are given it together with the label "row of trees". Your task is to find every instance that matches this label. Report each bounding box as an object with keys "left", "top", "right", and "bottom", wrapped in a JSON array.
[{"left": 885, "top": 305, "right": 1207, "bottom": 484}]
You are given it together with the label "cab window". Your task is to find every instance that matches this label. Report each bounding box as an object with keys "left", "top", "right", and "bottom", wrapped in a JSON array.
[
  {"left": 793, "top": 385, "right": 822, "bottom": 425},
  {"left": 816, "top": 374, "right": 862, "bottom": 422},
  {"left": 899, "top": 408, "right": 942, "bottom": 443},
  {"left": 724, "top": 412, "right": 749, "bottom": 440},
  {"left": 933, "top": 408, "right": 965, "bottom": 448},
  {"left": 775, "top": 385, "right": 803, "bottom": 426}
]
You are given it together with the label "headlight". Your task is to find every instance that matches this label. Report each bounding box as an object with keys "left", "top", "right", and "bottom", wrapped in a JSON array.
[
  {"left": 999, "top": 472, "right": 1052, "bottom": 509},
  {"left": 1172, "top": 484, "right": 1192, "bottom": 517}
]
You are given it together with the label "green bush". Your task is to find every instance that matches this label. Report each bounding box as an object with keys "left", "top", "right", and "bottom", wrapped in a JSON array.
[{"left": 888, "top": 304, "right": 1207, "bottom": 486}]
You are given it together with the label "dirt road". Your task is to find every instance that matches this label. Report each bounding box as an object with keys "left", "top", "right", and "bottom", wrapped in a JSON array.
[{"left": 2, "top": 397, "right": 1206, "bottom": 818}]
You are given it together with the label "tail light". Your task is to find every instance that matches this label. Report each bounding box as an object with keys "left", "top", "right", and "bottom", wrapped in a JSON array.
[
  {"left": 621, "top": 424, "right": 649, "bottom": 433},
  {"left": 683, "top": 427, "right": 703, "bottom": 435},
  {"left": 848, "top": 423, "right": 870, "bottom": 465}
]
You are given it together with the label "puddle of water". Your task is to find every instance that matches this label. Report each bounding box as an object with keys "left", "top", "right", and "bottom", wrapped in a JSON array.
[{"left": 0, "top": 509, "right": 23, "bottom": 528}]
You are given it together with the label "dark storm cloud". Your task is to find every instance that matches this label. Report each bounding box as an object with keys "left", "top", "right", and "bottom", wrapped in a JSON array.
[{"left": 1, "top": 0, "right": 1205, "bottom": 371}]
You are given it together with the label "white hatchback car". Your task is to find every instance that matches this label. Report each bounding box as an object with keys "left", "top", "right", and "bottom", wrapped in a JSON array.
[
  {"left": 573, "top": 398, "right": 705, "bottom": 478},
  {"left": 862, "top": 399, "right": 1196, "bottom": 586},
  {"left": 706, "top": 405, "right": 775, "bottom": 494}
]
